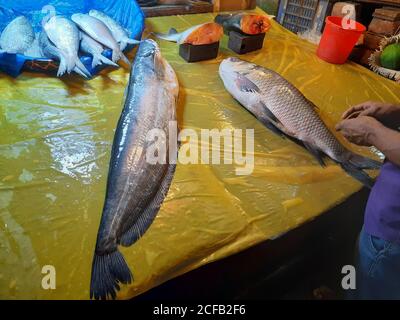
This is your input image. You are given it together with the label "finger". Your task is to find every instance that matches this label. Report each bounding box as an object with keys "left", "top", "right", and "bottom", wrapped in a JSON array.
[
  {"left": 345, "top": 110, "right": 363, "bottom": 120},
  {"left": 336, "top": 118, "right": 352, "bottom": 131},
  {"left": 342, "top": 103, "right": 367, "bottom": 119},
  {"left": 336, "top": 121, "right": 345, "bottom": 131}
]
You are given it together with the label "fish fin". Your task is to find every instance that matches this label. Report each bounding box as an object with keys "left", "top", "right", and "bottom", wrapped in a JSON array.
[
  {"left": 119, "top": 52, "right": 131, "bottom": 66},
  {"left": 255, "top": 102, "right": 326, "bottom": 166},
  {"left": 215, "top": 14, "right": 234, "bottom": 25},
  {"left": 120, "top": 164, "right": 176, "bottom": 247},
  {"left": 254, "top": 101, "right": 287, "bottom": 137},
  {"left": 169, "top": 28, "right": 178, "bottom": 35},
  {"left": 120, "top": 38, "right": 140, "bottom": 51},
  {"left": 57, "top": 56, "right": 68, "bottom": 77},
  {"left": 73, "top": 66, "right": 90, "bottom": 79},
  {"left": 119, "top": 41, "right": 127, "bottom": 52},
  {"left": 346, "top": 152, "right": 382, "bottom": 170},
  {"left": 92, "top": 54, "right": 119, "bottom": 68},
  {"left": 112, "top": 49, "right": 131, "bottom": 66},
  {"left": 303, "top": 142, "right": 326, "bottom": 167},
  {"left": 111, "top": 49, "right": 119, "bottom": 63},
  {"left": 261, "top": 119, "right": 285, "bottom": 137},
  {"left": 75, "top": 59, "right": 91, "bottom": 78},
  {"left": 339, "top": 162, "right": 375, "bottom": 189},
  {"left": 91, "top": 55, "right": 101, "bottom": 68},
  {"left": 90, "top": 250, "right": 132, "bottom": 300},
  {"left": 235, "top": 73, "right": 260, "bottom": 93}
]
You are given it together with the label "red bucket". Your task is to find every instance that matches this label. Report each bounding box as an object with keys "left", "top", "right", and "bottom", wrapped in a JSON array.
[{"left": 317, "top": 16, "right": 366, "bottom": 64}]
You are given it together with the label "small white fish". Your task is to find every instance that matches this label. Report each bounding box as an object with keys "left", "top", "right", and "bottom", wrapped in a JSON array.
[
  {"left": 43, "top": 16, "right": 91, "bottom": 77},
  {"left": 155, "top": 22, "right": 223, "bottom": 45},
  {"left": 71, "top": 13, "right": 130, "bottom": 65},
  {"left": 24, "top": 33, "right": 44, "bottom": 58},
  {"left": 0, "top": 16, "right": 35, "bottom": 54},
  {"left": 80, "top": 33, "right": 118, "bottom": 68},
  {"left": 38, "top": 31, "right": 90, "bottom": 78},
  {"left": 88, "top": 10, "right": 139, "bottom": 51}
]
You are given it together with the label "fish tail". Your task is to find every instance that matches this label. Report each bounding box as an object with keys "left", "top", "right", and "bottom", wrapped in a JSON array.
[
  {"left": 65, "top": 55, "right": 76, "bottom": 74},
  {"left": 92, "top": 54, "right": 119, "bottom": 68},
  {"left": 90, "top": 249, "right": 133, "bottom": 300},
  {"left": 154, "top": 28, "right": 179, "bottom": 43},
  {"left": 75, "top": 58, "right": 91, "bottom": 78},
  {"left": 120, "top": 38, "right": 140, "bottom": 51},
  {"left": 340, "top": 162, "right": 375, "bottom": 189},
  {"left": 119, "top": 51, "right": 131, "bottom": 66},
  {"left": 112, "top": 49, "right": 131, "bottom": 66},
  {"left": 111, "top": 49, "right": 119, "bottom": 63},
  {"left": 346, "top": 152, "right": 382, "bottom": 170},
  {"left": 73, "top": 66, "right": 90, "bottom": 79},
  {"left": 57, "top": 56, "right": 68, "bottom": 77}
]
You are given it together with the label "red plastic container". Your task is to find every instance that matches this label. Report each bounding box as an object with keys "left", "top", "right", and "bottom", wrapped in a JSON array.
[{"left": 317, "top": 16, "right": 366, "bottom": 64}]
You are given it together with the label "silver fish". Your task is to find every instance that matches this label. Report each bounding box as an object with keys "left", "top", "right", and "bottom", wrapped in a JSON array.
[
  {"left": 23, "top": 33, "right": 43, "bottom": 58},
  {"left": 155, "top": 22, "right": 223, "bottom": 45},
  {"left": 88, "top": 10, "right": 139, "bottom": 51},
  {"left": 80, "top": 32, "right": 118, "bottom": 68},
  {"left": 38, "top": 31, "right": 90, "bottom": 78},
  {"left": 43, "top": 16, "right": 91, "bottom": 77},
  {"left": 0, "top": 16, "right": 34, "bottom": 54},
  {"left": 219, "top": 57, "right": 381, "bottom": 188},
  {"left": 90, "top": 39, "right": 179, "bottom": 300},
  {"left": 71, "top": 13, "right": 130, "bottom": 65}
]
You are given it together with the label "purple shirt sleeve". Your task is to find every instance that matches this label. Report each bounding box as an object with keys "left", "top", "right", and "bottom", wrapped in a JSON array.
[{"left": 364, "top": 161, "right": 400, "bottom": 244}]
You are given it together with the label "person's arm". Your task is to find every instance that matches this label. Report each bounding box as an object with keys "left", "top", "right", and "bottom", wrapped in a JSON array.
[{"left": 336, "top": 116, "right": 400, "bottom": 167}]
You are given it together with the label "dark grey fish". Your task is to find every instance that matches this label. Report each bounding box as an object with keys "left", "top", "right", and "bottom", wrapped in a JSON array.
[
  {"left": 90, "top": 39, "right": 179, "bottom": 300},
  {"left": 219, "top": 57, "right": 381, "bottom": 188}
]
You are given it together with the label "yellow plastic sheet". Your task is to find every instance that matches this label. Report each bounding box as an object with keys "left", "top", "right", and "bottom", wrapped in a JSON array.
[{"left": 1, "top": 8, "right": 399, "bottom": 299}]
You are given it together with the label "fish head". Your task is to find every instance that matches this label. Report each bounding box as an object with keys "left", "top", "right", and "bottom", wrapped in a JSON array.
[
  {"left": 70, "top": 13, "right": 86, "bottom": 26},
  {"left": 138, "top": 39, "right": 164, "bottom": 71},
  {"left": 135, "top": 39, "right": 179, "bottom": 97},
  {"left": 219, "top": 57, "right": 262, "bottom": 107}
]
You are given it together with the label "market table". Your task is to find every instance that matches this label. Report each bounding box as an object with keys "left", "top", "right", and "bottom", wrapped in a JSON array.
[{"left": 0, "top": 8, "right": 399, "bottom": 299}]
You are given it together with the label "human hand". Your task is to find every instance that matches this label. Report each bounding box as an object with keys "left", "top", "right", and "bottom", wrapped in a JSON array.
[
  {"left": 342, "top": 101, "right": 400, "bottom": 129},
  {"left": 336, "top": 116, "right": 383, "bottom": 146}
]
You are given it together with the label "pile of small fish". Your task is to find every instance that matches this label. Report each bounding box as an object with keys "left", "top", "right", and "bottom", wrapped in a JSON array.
[{"left": 0, "top": 10, "right": 139, "bottom": 78}]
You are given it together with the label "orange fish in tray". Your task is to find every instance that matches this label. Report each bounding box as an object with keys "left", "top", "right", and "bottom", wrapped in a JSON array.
[{"left": 215, "top": 13, "right": 271, "bottom": 35}]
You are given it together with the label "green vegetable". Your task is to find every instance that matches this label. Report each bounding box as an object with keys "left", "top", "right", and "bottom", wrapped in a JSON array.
[{"left": 380, "top": 43, "right": 400, "bottom": 70}]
